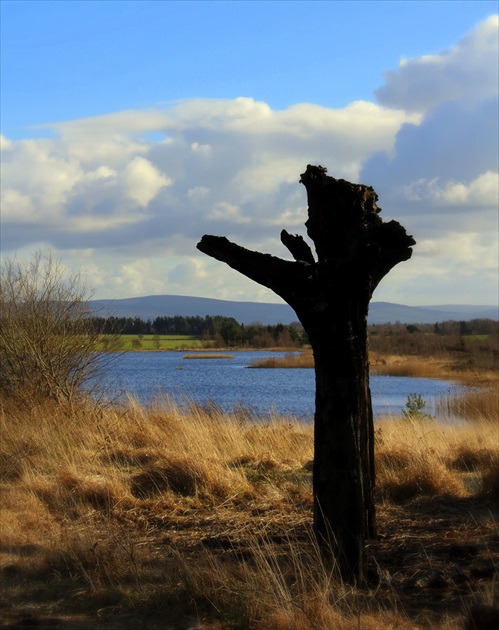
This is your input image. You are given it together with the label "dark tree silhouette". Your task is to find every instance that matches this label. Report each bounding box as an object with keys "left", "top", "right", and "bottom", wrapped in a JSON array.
[{"left": 197, "top": 165, "right": 415, "bottom": 583}]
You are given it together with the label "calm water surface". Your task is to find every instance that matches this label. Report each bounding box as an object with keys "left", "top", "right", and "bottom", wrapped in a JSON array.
[{"left": 92, "top": 351, "right": 458, "bottom": 421}]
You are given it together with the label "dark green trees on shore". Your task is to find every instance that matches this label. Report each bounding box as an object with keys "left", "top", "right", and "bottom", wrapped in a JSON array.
[{"left": 89, "top": 314, "right": 305, "bottom": 347}]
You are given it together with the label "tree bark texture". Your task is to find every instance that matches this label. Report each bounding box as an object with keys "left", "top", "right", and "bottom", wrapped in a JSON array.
[{"left": 197, "top": 165, "right": 415, "bottom": 583}]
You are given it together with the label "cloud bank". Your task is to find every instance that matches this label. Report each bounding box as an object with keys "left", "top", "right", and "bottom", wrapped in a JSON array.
[{"left": 1, "top": 17, "right": 497, "bottom": 306}]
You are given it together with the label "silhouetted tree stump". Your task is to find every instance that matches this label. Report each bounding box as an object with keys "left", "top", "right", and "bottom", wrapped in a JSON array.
[{"left": 197, "top": 165, "right": 415, "bottom": 583}]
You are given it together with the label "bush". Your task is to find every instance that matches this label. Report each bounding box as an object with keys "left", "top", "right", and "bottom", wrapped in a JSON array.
[{"left": 0, "top": 251, "right": 117, "bottom": 405}]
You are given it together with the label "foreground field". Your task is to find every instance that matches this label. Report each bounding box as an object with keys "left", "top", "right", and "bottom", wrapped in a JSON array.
[{"left": 0, "top": 391, "right": 497, "bottom": 629}]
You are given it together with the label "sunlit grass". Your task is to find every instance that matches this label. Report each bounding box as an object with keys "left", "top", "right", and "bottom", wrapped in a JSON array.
[
  {"left": 183, "top": 353, "right": 235, "bottom": 359},
  {"left": 249, "top": 351, "right": 313, "bottom": 368},
  {"left": 249, "top": 349, "right": 497, "bottom": 384},
  {"left": 1, "top": 390, "right": 497, "bottom": 628},
  {"left": 226, "top": 349, "right": 498, "bottom": 384},
  {"left": 436, "top": 385, "right": 499, "bottom": 422}
]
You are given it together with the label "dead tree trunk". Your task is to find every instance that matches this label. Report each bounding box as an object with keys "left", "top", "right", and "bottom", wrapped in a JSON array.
[{"left": 197, "top": 165, "right": 415, "bottom": 583}]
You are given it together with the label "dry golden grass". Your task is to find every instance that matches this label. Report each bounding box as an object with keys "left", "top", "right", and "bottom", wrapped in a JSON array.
[
  {"left": 183, "top": 353, "right": 236, "bottom": 359},
  {"left": 249, "top": 351, "right": 314, "bottom": 368},
  {"left": 375, "top": 415, "right": 498, "bottom": 501},
  {"left": 249, "top": 348, "right": 498, "bottom": 385},
  {"left": 436, "top": 385, "right": 499, "bottom": 421},
  {"left": 0, "top": 393, "right": 497, "bottom": 629},
  {"left": 370, "top": 352, "right": 446, "bottom": 378},
  {"left": 371, "top": 356, "right": 499, "bottom": 386}
]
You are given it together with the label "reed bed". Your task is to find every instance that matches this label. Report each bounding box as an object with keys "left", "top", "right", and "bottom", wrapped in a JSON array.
[
  {"left": 249, "top": 351, "right": 314, "bottom": 368},
  {"left": 436, "top": 385, "right": 499, "bottom": 422},
  {"left": 249, "top": 349, "right": 497, "bottom": 384},
  {"left": 370, "top": 353, "right": 446, "bottom": 378},
  {"left": 0, "top": 393, "right": 497, "bottom": 629},
  {"left": 183, "top": 353, "right": 235, "bottom": 359}
]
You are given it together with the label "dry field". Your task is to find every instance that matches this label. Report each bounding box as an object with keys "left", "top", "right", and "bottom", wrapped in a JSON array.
[{"left": 0, "top": 386, "right": 498, "bottom": 629}]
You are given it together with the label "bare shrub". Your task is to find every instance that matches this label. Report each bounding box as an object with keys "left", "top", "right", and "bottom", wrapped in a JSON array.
[{"left": 0, "top": 251, "right": 119, "bottom": 405}]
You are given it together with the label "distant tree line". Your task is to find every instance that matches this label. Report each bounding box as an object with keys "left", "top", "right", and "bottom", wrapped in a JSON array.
[
  {"left": 368, "top": 318, "right": 498, "bottom": 337},
  {"left": 89, "top": 315, "right": 306, "bottom": 347},
  {"left": 368, "top": 318, "right": 498, "bottom": 369},
  {"left": 88, "top": 314, "right": 497, "bottom": 349}
]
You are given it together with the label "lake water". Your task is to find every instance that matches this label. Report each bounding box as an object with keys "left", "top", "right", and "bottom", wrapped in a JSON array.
[{"left": 91, "top": 351, "right": 458, "bottom": 421}]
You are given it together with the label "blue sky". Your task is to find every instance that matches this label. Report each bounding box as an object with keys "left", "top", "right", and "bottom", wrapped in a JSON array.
[{"left": 1, "top": 1, "right": 498, "bottom": 307}]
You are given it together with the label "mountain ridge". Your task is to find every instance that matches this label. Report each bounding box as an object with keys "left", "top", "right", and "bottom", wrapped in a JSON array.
[{"left": 89, "top": 295, "right": 498, "bottom": 325}]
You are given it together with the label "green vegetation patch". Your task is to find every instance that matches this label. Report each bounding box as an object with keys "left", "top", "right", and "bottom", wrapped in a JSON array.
[{"left": 99, "top": 334, "right": 207, "bottom": 351}]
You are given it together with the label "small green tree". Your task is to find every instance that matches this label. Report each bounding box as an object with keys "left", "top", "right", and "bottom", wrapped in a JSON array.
[
  {"left": 403, "top": 393, "right": 432, "bottom": 419},
  {"left": 0, "top": 251, "right": 118, "bottom": 405}
]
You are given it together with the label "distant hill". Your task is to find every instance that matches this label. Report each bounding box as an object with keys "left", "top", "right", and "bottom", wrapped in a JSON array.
[{"left": 89, "top": 295, "right": 498, "bottom": 325}]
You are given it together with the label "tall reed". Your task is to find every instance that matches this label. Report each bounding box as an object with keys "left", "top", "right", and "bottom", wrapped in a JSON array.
[{"left": 435, "top": 386, "right": 499, "bottom": 422}]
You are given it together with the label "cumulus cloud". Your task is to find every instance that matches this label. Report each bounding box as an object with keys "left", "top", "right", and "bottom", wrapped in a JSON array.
[
  {"left": 1, "top": 96, "right": 412, "bottom": 256},
  {"left": 376, "top": 15, "right": 499, "bottom": 112},
  {"left": 399, "top": 171, "right": 498, "bottom": 207},
  {"left": 360, "top": 17, "right": 498, "bottom": 307},
  {"left": 1, "top": 18, "right": 498, "bottom": 306},
  {"left": 0, "top": 135, "right": 13, "bottom": 150},
  {"left": 123, "top": 156, "right": 171, "bottom": 207}
]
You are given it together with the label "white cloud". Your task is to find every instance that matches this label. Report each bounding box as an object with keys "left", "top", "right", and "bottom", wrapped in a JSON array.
[
  {"left": 1, "top": 138, "right": 83, "bottom": 215},
  {"left": 1, "top": 188, "right": 34, "bottom": 222},
  {"left": 359, "top": 19, "right": 498, "bottom": 306},
  {"left": 111, "top": 259, "right": 167, "bottom": 297},
  {"left": 376, "top": 15, "right": 499, "bottom": 112},
  {"left": 0, "top": 135, "right": 13, "bottom": 150},
  {"left": 416, "top": 232, "right": 498, "bottom": 269},
  {"left": 187, "top": 186, "right": 210, "bottom": 200},
  {"left": 123, "top": 156, "right": 172, "bottom": 207},
  {"left": 2, "top": 96, "right": 412, "bottom": 255},
  {"left": 168, "top": 258, "right": 209, "bottom": 286},
  {"left": 399, "top": 171, "right": 498, "bottom": 207},
  {"left": 207, "top": 201, "right": 250, "bottom": 224},
  {"left": 83, "top": 165, "right": 117, "bottom": 181},
  {"left": 1, "top": 18, "right": 498, "bottom": 307},
  {"left": 191, "top": 142, "right": 211, "bottom": 154}
]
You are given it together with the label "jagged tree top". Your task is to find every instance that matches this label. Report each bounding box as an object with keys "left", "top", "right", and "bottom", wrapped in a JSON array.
[{"left": 197, "top": 165, "right": 415, "bottom": 310}]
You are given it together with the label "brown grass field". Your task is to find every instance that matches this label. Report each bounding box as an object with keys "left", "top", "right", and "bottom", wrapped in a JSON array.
[{"left": 0, "top": 376, "right": 498, "bottom": 629}]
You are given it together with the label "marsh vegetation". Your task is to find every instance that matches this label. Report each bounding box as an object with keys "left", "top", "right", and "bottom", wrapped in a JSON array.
[
  {"left": 0, "top": 388, "right": 497, "bottom": 629},
  {"left": 248, "top": 322, "right": 498, "bottom": 385}
]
